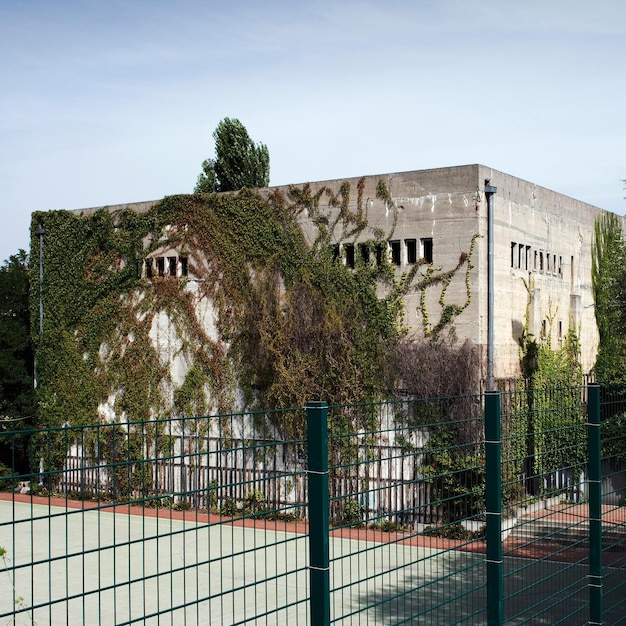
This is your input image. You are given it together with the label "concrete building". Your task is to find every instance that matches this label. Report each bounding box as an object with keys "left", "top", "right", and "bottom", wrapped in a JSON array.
[
  {"left": 274, "top": 164, "right": 607, "bottom": 380},
  {"left": 71, "top": 163, "right": 613, "bottom": 390}
]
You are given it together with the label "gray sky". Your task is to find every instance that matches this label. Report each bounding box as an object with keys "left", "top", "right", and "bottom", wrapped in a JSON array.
[{"left": 1, "top": 0, "right": 625, "bottom": 263}]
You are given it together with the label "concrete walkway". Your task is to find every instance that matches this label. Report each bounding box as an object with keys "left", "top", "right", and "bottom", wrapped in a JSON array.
[{"left": 1, "top": 498, "right": 624, "bottom": 624}]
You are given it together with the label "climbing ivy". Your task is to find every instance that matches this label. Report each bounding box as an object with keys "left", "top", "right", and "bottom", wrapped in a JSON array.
[
  {"left": 591, "top": 212, "right": 626, "bottom": 384},
  {"left": 418, "top": 235, "right": 480, "bottom": 338},
  {"left": 516, "top": 282, "right": 585, "bottom": 496},
  {"left": 397, "top": 337, "right": 484, "bottom": 522},
  {"left": 30, "top": 181, "right": 479, "bottom": 452}
]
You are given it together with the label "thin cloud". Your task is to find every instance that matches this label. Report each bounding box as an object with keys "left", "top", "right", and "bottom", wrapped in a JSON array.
[{"left": 1, "top": 0, "right": 625, "bottom": 262}]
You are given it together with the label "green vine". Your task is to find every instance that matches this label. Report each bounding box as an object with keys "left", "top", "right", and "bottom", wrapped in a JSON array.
[
  {"left": 30, "top": 181, "right": 481, "bottom": 458},
  {"left": 418, "top": 234, "right": 481, "bottom": 338},
  {"left": 516, "top": 280, "right": 585, "bottom": 496}
]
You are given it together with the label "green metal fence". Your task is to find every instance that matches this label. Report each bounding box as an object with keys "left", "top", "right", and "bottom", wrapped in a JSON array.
[
  {"left": 0, "top": 385, "right": 625, "bottom": 624},
  {"left": 1, "top": 408, "right": 311, "bottom": 625}
]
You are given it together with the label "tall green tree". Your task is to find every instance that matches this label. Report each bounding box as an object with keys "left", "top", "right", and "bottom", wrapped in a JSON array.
[
  {"left": 194, "top": 118, "right": 270, "bottom": 193},
  {"left": 591, "top": 212, "right": 626, "bottom": 383},
  {"left": 0, "top": 250, "right": 35, "bottom": 472}
]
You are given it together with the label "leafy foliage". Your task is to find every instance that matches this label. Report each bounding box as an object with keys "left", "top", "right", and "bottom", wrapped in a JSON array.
[
  {"left": 591, "top": 212, "right": 626, "bottom": 384},
  {"left": 0, "top": 251, "right": 34, "bottom": 420},
  {"left": 601, "top": 410, "right": 626, "bottom": 466},
  {"left": 0, "top": 251, "right": 35, "bottom": 472},
  {"left": 528, "top": 334, "right": 585, "bottom": 481},
  {"left": 517, "top": 289, "right": 585, "bottom": 496},
  {"left": 336, "top": 498, "right": 366, "bottom": 527},
  {"left": 589, "top": 212, "right": 626, "bottom": 471},
  {"left": 29, "top": 180, "right": 480, "bottom": 473},
  {"left": 418, "top": 236, "right": 480, "bottom": 339},
  {"left": 394, "top": 337, "right": 484, "bottom": 521},
  {"left": 194, "top": 118, "right": 270, "bottom": 193}
]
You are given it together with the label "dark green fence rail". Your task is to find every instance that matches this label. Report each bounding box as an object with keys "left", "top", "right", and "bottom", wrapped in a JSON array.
[
  {"left": 0, "top": 385, "right": 625, "bottom": 624},
  {"left": 0, "top": 408, "right": 311, "bottom": 625}
]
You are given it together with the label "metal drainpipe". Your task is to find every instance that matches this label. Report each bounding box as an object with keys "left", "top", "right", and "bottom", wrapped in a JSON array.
[{"left": 484, "top": 181, "right": 497, "bottom": 391}]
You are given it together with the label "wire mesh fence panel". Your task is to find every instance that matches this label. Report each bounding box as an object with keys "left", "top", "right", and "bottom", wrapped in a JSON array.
[
  {"left": 500, "top": 385, "right": 590, "bottom": 625},
  {"left": 325, "top": 397, "right": 488, "bottom": 624},
  {"left": 0, "top": 409, "right": 310, "bottom": 625},
  {"left": 2, "top": 385, "right": 626, "bottom": 624},
  {"left": 598, "top": 385, "right": 626, "bottom": 625}
]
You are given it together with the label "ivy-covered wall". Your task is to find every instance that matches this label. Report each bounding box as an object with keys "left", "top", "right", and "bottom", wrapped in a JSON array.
[{"left": 30, "top": 179, "right": 480, "bottom": 431}]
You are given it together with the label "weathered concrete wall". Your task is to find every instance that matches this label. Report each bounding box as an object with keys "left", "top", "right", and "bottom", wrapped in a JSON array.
[
  {"left": 73, "top": 163, "right": 613, "bottom": 386},
  {"left": 267, "top": 164, "right": 608, "bottom": 379},
  {"left": 477, "top": 165, "right": 603, "bottom": 377},
  {"left": 271, "top": 165, "right": 484, "bottom": 349}
]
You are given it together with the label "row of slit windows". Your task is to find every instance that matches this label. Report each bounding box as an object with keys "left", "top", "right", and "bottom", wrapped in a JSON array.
[
  {"left": 541, "top": 319, "right": 565, "bottom": 343},
  {"left": 142, "top": 242, "right": 566, "bottom": 281},
  {"left": 511, "top": 242, "right": 562, "bottom": 277},
  {"left": 332, "top": 238, "right": 433, "bottom": 269},
  {"left": 142, "top": 240, "right": 435, "bottom": 277},
  {"left": 145, "top": 256, "right": 188, "bottom": 278}
]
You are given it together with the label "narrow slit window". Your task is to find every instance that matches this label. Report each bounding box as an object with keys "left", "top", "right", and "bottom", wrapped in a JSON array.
[
  {"left": 358, "top": 243, "right": 370, "bottom": 265},
  {"left": 421, "top": 238, "right": 433, "bottom": 264},
  {"left": 330, "top": 244, "right": 340, "bottom": 263},
  {"left": 180, "top": 257, "right": 188, "bottom": 276},
  {"left": 405, "top": 239, "right": 417, "bottom": 265},
  {"left": 344, "top": 244, "right": 355, "bottom": 269},
  {"left": 145, "top": 258, "right": 153, "bottom": 278},
  {"left": 375, "top": 243, "right": 385, "bottom": 266},
  {"left": 539, "top": 252, "right": 544, "bottom": 272},
  {"left": 168, "top": 256, "right": 177, "bottom": 277},
  {"left": 390, "top": 240, "right": 401, "bottom": 266},
  {"left": 156, "top": 257, "right": 165, "bottom": 277},
  {"left": 511, "top": 242, "right": 517, "bottom": 268}
]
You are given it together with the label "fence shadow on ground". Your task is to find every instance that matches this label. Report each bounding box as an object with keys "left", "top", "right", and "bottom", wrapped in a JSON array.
[{"left": 2, "top": 385, "right": 626, "bottom": 624}]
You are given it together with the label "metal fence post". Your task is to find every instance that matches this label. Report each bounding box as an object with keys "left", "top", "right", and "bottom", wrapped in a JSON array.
[
  {"left": 307, "top": 401, "right": 330, "bottom": 626},
  {"left": 587, "top": 382, "right": 603, "bottom": 625},
  {"left": 485, "top": 390, "right": 503, "bottom": 626}
]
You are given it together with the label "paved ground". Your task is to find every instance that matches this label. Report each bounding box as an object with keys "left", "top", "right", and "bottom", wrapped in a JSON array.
[
  {"left": 503, "top": 502, "right": 626, "bottom": 566},
  {"left": 1, "top": 496, "right": 624, "bottom": 624}
]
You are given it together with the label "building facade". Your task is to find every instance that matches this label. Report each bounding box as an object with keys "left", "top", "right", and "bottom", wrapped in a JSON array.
[
  {"left": 67, "top": 163, "right": 612, "bottom": 399},
  {"left": 269, "top": 164, "right": 606, "bottom": 379}
]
